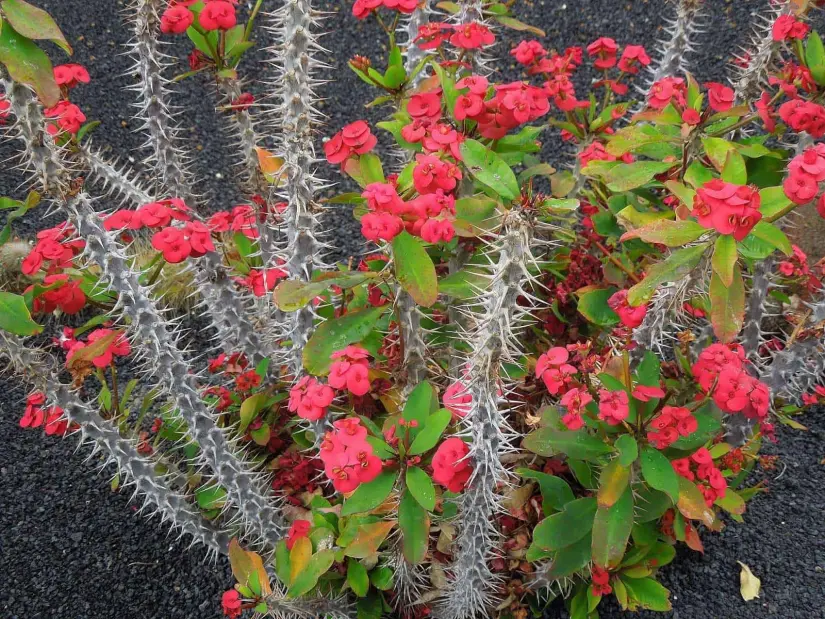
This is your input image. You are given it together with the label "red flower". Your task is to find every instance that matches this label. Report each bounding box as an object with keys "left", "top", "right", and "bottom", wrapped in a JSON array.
[
  {"left": 407, "top": 92, "right": 442, "bottom": 121},
  {"left": 221, "top": 589, "right": 242, "bottom": 619},
  {"left": 693, "top": 179, "right": 762, "bottom": 241},
  {"left": 536, "top": 347, "right": 577, "bottom": 395},
  {"left": 235, "top": 370, "right": 261, "bottom": 392},
  {"left": 632, "top": 384, "right": 665, "bottom": 402},
  {"left": 450, "top": 22, "right": 494, "bottom": 49},
  {"left": 199, "top": 0, "right": 236, "bottom": 31},
  {"left": 286, "top": 520, "right": 312, "bottom": 550},
  {"left": 756, "top": 92, "right": 776, "bottom": 132},
  {"left": 319, "top": 418, "right": 382, "bottom": 493},
  {"left": 691, "top": 342, "right": 745, "bottom": 391},
  {"left": 559, "top": 387, "right": 593, "bottom": 430},
  {"left": 28, "top": 274, "right": 86, "bottom": 315},
  {"left": 44, "top": 101, "right": 86, "bottom": 134},
  {"left": 511, "top": 40, "right": 546, "bottom": 65},
  {"left": 682, "top": 108, "right": 701, "bottom": 125},
  {"left": 772, "top": 14, "right": 809, "bottom": 42},
  {"left": 324, "top": 121, "right": 377, "bottom": 165},
  {"left": 415, "top": 22, "right": 452, "bottom": 50},
  {"left": 161, "top": 5, "right": 194, "bottom": 34},
  {"left": 608, "top": 289, "right": 647, "bottom": 329},
  {"left": 704, "top": 82, "right": 735, "bottom": 112},
  {"left": 288, "top": 376, "right": 335, "bottom": 421},
  {"left": 53, "top": 64, "right": 90, "bottom": 88},
  {"left": 328, "top": 346, "right": 372, "bottom": 396},
  {"left": 44, "top": 408, "right": 69, "bottom": 436},
  {"left": 20, "top": 392, "right": 47, "bottom": 428},
  {"left": 586, "top": 37, "right": 618, "bottom": 70},
  {"left": 432, "top": 437, "right": 472, "bottom": 492},
  {"left": 648, "top": 77, "right": 686, "bottom": 110},
  {"left": 234, "top": 268, "right": 285, "bottom": 297},
  {"left": 590, "top": 565, "right": 612, "bottom": 595},
  {"left": 151, "top": 227, "right": 191, "bottom": 263},
  {"left": 617, "top": 45, "right": 650, "bottom": 75}
]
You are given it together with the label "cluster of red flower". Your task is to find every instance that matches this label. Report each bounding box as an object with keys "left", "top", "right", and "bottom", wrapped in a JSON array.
[
  {"left": 691, "top": 343, "right": 770, "bottom": 422},
  {"left": 646, "top": 406, "right": 698, "bottom": 449},
  {"left": 45, "top": 64, "right": 89, "bottom": 136},
  {"left": 19, "top": 392, "right": 69, "bottom": 436},
  {"left": 318, "top": 418, "right": 383, "bottom": 493},
  {"left": 22, "top": 222, "right": 87, "bottom": 315},
  {"left": 672, "top": 447, "right": 728, "bottom": 507},
  {"left": 692, "top": 180, "right": 762, "bottom": 242},
  {"left": 161, "top": 0, "right": 238, "bottom": 35}
]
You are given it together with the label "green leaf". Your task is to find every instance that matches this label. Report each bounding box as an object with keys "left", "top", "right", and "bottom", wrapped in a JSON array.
[
  {"left": 454, "top": 195, "right": 499, "bottom": 237},
  {"left": 640, "top": 446, "right": 679, "bottom": 502},
  {"left": 607, "top": 125, "right": 669, "bottom": 157},
  {"left": 672, "top": 408, "right": 722, "bottom": 451},
  {"left": 408, "top": 408, "right": 452, "bottom": 455},
  {"left": 287, "top": 550, "right": 335, "bottom": 597},
  {"left": 627, "top": 243, "right": 710, "bottom": 306},
  {"left": 303, "top": 305, "right": 387, "bottom": 375},
  {"left": 0, "top": 22, "right": 60, "bottom": 107},
  {"left": 0, "top": 291, "right": 42, "bottom": 335},
  {"left": 432, "top": 61, "right": 460, "bottom": 121},
  {"left": 622, "top": 577, "right": 672, "bottom": 612},
  {"left": 577, "top": 288, "right": 619, "bottom": 327},
  {"left": 369, "top": 566, "right": 394, "bottom": 590},
  {"left": 249, "top": 423, "right": 271, "bottom": 446},
  {"left": 715, "top": 488, "right": 746, "bottom": 515},
  {"left": 358, "top": 153, "right": 385, "bottom": 185},
  {"left": 274, "top": 271, "right": 377, "bottom": 311},
  {"left": 347, "top": 558, "right": 370, "bottom": 597},
  {"left": 75, "top": 120, "right": 101, "bottom": 143},
  {"left": 532, "top": 497, "right": 597, "bottom": 551},
  {"left": 806, "top": 31, "right": 825, "bottom": 85},
  {"left": 722, "top": 150, "right": 747, "bottom": 184},
  {"left": 635, "top": 487, "right": 673, "bottom": 523},
  {"left": 709, "top": 265, "right": 745, "bottom": 343},
  {"left": 392, "top": 231, "right": 438, "bottom": 307},
  {"left": 341, "top": 470, "right": 396, "bottom": 516},
  {"left": 238, "top": 393, "right": 268, "bottom": 433},
  {"left": 748, "top": 221, "right": 792, "bottom": 256},
  {"left": 664, "top": 180, "right": 696, "bottom": 207},
  {"left": 399, "top": 489, "right": 429, "bottom": 564},
  {"left": 592, "top": 486, "right": 634, "bottom": 568},
  {"left": 711, "top": 235, "right": 738, "bottom": 287},
  {"left": 758, "top": 186, "right": 794, "bottom": 222},
  {"left": 523, "top": 428, "right": 614, "bottom": 462},
  {"left": 438, "top": 268, "right": 489, "bottom": 299},
  {"left": 405, "top": 466, "right": 436, "bottom": 511},
  {"left": 635, "top": 351, "right": 661, "bottom": 386},
  {"left": 544, "top": 534, "right": 592, "bottom": 579},
  {"left": 614, "top": 435, "right": 639, "bottom": 467},
  {"left": 604, "top": 161, "right": 675, "bottom": 191},
  {"left": 196, "top": 485, "right": 227, "bottom": 509},
  {"left": 620, "top": 218, "right": 707, "bottom": 247},
  {"left": 493, "top": 15, "right": 546, "bottom": 36},
  {"left": 460, "top": 139, "right": 520, "bottom": 201},
  {"left": 702, "top": 137, "right": 735, "bottom": 171},
  {"left": 1, "top": 0, "right": 72, "bottom": 55},
  {"left": 597, "top": 460, "right": 630, "bottom": 508},
  {"left": 517, "top": 468, "right": 575, "bottom": 513}
]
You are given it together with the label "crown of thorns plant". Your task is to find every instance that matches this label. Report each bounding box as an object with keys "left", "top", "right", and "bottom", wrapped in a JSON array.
[{"left": 1, "top": 0, "right": 824, "bottom": 617}]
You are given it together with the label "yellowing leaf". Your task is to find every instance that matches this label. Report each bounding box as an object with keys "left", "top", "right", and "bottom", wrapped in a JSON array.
[
  {"left": 289, "top": 537, "right": 312, "bottom": 584},
  {"left": 255, "top": 147, "right": 285, "bottom": 184},
  {"left": 737, "top": 561, "right": 761, "bottom": 601},
  {"left": 228, "top": 539, "right": 272, "bottom": 597},
  {"left": 344, "top": 520, "right": 396, "bottom": 559}
]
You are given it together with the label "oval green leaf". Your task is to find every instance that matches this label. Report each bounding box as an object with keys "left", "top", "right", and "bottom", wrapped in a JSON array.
[{"left": 392, "top": 231, "right": 438, "bottom": 307}]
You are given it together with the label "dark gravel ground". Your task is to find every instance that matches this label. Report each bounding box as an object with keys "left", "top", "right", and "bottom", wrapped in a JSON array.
[{"left": 1, "top": 0, "right": 824, "bottom": 618}]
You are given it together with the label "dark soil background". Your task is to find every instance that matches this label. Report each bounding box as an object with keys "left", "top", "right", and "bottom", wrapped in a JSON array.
[{"left": 0, "top": 1, "right": 824, "bottom": 618}]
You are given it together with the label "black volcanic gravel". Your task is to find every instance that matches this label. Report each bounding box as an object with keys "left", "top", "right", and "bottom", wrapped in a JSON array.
[{"left": 1, "top": 1, "right": 824, "bottom": 618}]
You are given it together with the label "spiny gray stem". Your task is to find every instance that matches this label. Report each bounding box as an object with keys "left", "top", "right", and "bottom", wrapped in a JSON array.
[{"left": 0, "top": 333, "right": 229, "bottom": 558}]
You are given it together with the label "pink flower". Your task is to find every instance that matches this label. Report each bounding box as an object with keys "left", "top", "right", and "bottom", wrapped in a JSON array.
[
  {"left": 648, "top": 77, "right": 686, "bottom": 110},
  {"left": 691, "top": 342, "right": 745, "bottom": 391},
  {"left": 328, "top": 346, "right": 372, "bottom": 396},
  {"left": 536, "top": 347, "right": 577, "bottom": 395},
  {"left": 511, "top": 40, "right": 546, "bottom": 65},
  {"left": 693, "top": 179, "right": 762, "bottom": 241},
  {"left": 618, "top": 45, "right": 650, "bottom": 75},
  {"left": 443, "top": 381, "right": 472, "bottom": 420},
  {"left": 53, "top": 64, "right": 90, "bottom": 88},
  {"left": 432, "top": 437, "right": 472, "bottom": 492},
  {"left": 682, "top": 108, "right": 701, "bottom": 125},
  {"left": 407, "top": 92, "right": 442, "bottom": 121},
  {"left": 221, "top": 589, "right": 242, "bottom": 619},
  {"left": 632, "top": 384, "right": 665, "bottom": 402},
  {"left": 450, "top": 22, "right": 494, "bottom": 49},
  {"left": 772, "top": 14, "right": 810, "bottom": 42},
  {"left": 288, "top": 376, "right": 335, "bottom": 421},
  {"left": 597, "top": 389, "right": 629, "bottom": 425},
  {"left": 151, "top": 227, "right": 191, "bottom": 263}
]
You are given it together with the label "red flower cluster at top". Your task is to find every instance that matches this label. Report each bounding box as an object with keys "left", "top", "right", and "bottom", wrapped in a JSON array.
[
  {"left": 692, "top": 179, "right": 761, "bottom": 241},
  {"left": 66, "top": 328, "right": 132, "bottom": 369},
  {"left": 161, "top": 0, "right": 237, "bottom": 35},
  {"left": 45, "top": 64, "right": 89, "bottom": 136},
  {"left": 318, "top": 418, "right": 383, "bottom": 493},
  {"left": 772, "top": 14, "right": 810, "bottom": 42},
  {"left": 691, "top": 343, "right": 770, "bottom": 421},
  {"left": 415, "top": 21, "right": 495, "bottom": 51},
  {"left": 431, "top": 436, "right": 471, "bottom": 492},
  {"left": 19, "top": 392, "right": 69, "bottom": 436},
  {"left": 647, "top": 406, "right": 698, "bottom": 449},
  {"left": 672, "top": 447, "right": 728, "bottom": 507},
  {"left": 778, "top": 98, "right": 825, "bottom": 138},
  {"left": 783, "top": 143, "right": 825, "bottom": 208},
  {"left": 104, "top": 199, "right": 216, "bottom": 264},
  {"left": 288, "top": 376, "right": 335, "bottom": 421},
  {"left": 329, "top": 345, "right": 372, "bottom": 396},
  {"left": 352, "top": 0, "right": 418, "bottom": 19}
]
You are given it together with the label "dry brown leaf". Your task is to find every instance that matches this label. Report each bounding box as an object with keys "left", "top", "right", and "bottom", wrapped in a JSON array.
[{"left": 737, "top": 561, "right": 761, "bottom": 601}]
